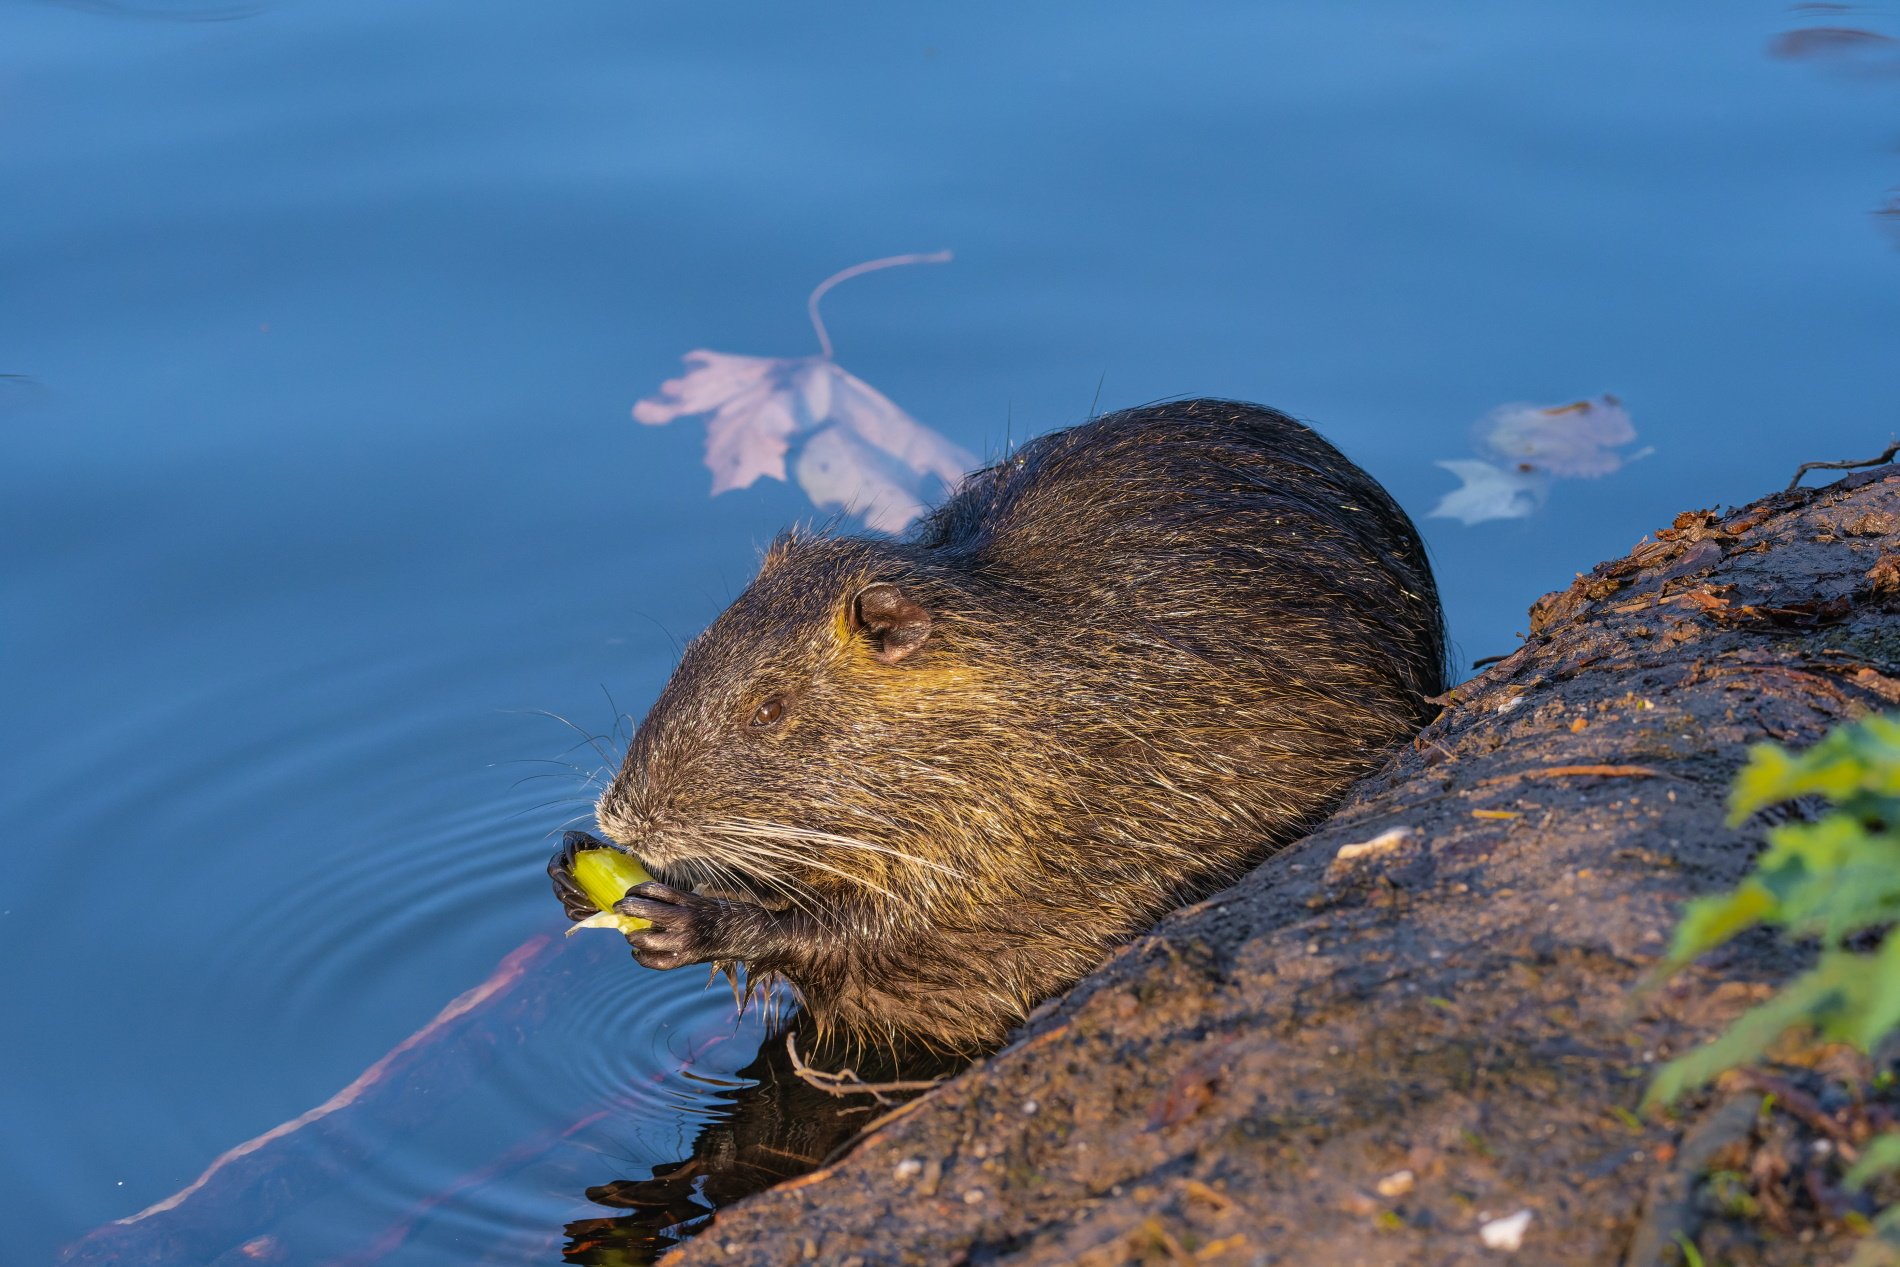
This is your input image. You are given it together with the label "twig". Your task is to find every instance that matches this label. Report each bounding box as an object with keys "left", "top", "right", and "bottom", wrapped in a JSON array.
[
  {"left": 1733, "top": 1070, "right": 1858, "bottom": 1153},
  {"left": 1476, "top": 764, "right": 1664, "bottom": 788},
  {"left": 1786, "top": 440, "right": 1900, "bottom": 491},
  {"left": 785, "top": 1032, "right": 947, "bottom": 1105}
]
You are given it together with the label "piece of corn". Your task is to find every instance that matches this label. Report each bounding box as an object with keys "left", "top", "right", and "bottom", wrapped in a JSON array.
[{"left": 565, "top": 848, "right": 656, "bottom": 937}]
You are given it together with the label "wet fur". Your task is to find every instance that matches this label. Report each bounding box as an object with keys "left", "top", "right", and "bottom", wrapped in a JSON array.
[{"left": 575, "top": 399, "right": 1447, "bottom": 1053}]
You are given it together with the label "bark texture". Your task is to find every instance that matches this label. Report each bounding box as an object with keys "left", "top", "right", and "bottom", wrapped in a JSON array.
[{"left": 662, "top": 467, "right": 1900, "bottom": 1267}]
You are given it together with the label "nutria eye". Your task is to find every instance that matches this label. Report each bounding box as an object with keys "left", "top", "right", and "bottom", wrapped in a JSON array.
[{"left": 750, "top": 698, "right": 785, "bottom": 728}]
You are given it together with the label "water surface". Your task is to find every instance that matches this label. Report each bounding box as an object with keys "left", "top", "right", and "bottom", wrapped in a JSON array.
[{"left": 4, "top": 1, "right": 1897, "bottom": 1262}]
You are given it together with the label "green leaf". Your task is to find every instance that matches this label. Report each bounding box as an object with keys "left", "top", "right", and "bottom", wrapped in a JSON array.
[
  {"left": 1663, "top": 881, "right": 1778, "bottom": 969},
  {"left": 1845, "top": 935, "right": 1900, "bottom": 1051},
  {"left": 1730, "top": 742, "right": 1801, "bottom": 823},
  {"left": 1847, "top": 1134, "right": 1900, "bottom": 1191},
  {"left": 1653, "top": 708, "right": 1900, "bottom": 1267},
  {"left": 1729, "top": 715, "right": 1900, "bottom": 824},
  {"left": 1847, "top": 1205, "right": 1900, "bottom": 1267},
  {"left": 1646, "top": 955, "right": 1865, "bottom": 1107},
  {"left": 1755, "top": 817, "right": 1900, "bottom": 944}
]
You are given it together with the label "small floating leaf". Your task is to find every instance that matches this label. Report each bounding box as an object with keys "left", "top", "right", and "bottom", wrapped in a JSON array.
[
  {"left": 1477, "top": 396, "right": 1637, "bottom": 479},
  {"left": 1431, "top": 395, "right": 1645, "bottom": 525},
  {"left": 1428, "top": 459, "right": 1547, "bottom": 525}
]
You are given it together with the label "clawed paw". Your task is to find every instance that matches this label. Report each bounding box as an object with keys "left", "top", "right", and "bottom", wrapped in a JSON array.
[
  {"left": 548, "top": 830, "right": 611, "bottom": 922},
  {"left": 615, "top": 882, "right": 728, "bottom": 970}
]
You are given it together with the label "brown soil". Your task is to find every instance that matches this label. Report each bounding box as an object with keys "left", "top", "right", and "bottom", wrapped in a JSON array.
[{"left": 659, "top": 466, "right": 1900, "bottom": 1267}]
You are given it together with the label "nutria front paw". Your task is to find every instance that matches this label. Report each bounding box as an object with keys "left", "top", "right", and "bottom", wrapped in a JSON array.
[
  {"left": 614, "top": 882, "right": 736, "bottom": 971},
  {"left": 548, "top": 830, "right": 610, "bottom": 922}
]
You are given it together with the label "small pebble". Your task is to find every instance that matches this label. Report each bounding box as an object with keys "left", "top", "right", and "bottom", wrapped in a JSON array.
[
  {"left": 963, "top": 1188, "right": 986, "bottom": 1204},
  {"left": 894, "top": 1158, "right": 923, "bottom": 1181},
  {"left": 1022, "top": 1099, "right": 1039, "bottom": 1115},
  {"left": 1376, "top": 1169, "right": 1415, "bottom": 1197},
  {"left": 1479, "top": 1209, "right": 1533, "bottom": 1252}
]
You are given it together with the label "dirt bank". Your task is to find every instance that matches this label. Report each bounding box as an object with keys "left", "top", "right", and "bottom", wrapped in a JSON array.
[{"left": 658, "top": 466, "right": 1900, "bottom": 1267}]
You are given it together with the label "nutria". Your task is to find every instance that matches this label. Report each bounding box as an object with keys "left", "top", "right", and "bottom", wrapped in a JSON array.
[{"left": 551, "top": 398, "right": 1446, "bottom": 1052}]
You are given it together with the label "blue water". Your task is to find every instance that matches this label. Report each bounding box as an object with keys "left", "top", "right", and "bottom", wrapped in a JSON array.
[{"left": 4, "top": 1, "right": 1896, "bottom": 1262}]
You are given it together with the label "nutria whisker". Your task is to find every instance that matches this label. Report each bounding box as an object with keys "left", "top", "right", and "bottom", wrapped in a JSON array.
[
  {"left": 520, "top": 706, "right": 621, "bottom": 772},
  {"left": 505, "top": 755, "right": 610, "bottom": 785},
  {"left": 709, "top": 819, "right": 968, "bottom": 881},
  {"left": 536, "top": 809, "right": 604, "bottom": 839},
  {"left": 699, "top": 851, "right": 836, "bottom": 933},
  {"left": 699, "top": 831, "right": 902, "bottom": 901},
  {"left": 683, "top": 839, "right": 852, "bottom": 934},
  {"left": 746, "top": 872, "right": 838, "bottom": 936}
]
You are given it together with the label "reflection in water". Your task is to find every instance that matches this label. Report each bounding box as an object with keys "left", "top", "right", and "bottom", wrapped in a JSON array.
[
  {"left": 560, "top": 1017, "right": 965, "bottom": 1264},
  {"left": 1770, "top": 24, "right": 1900, "bottom": 77},
  {"left": 56, "top": 921, "right": 956, "bottom": 1265},
  {"left": 1771, "top": 7, "right": 1900, "bottom": 244},
  {"left": 35, "top": 0, "right": 261, "bottom": 21}
]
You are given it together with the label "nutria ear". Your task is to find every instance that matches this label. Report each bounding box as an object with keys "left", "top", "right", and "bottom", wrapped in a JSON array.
[{"left": 853, "top": 583, "right": 932, "bottom": 664}]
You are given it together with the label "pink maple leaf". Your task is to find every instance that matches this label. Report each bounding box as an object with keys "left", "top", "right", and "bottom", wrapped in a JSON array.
[
  {"left": 633, "top": 253, "right": 975, "bottom": 532},
  {"left": 635, "top": 352, "right": 798, "bottom": 494}
]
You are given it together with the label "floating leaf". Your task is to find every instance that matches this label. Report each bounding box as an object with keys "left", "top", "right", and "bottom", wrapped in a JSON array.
[
  {"left": 633, "top": 252, "right": 972, "bottom": 532},
  {"left": 796, "top": 417, "right": 928, "bottom": 533},
  {"left": 636, "top": 351, "right": 798, "bottom": 493},
  {"left": 1432, "top": 395, "right": 1643, "bottom": 525},
  {"left": 1477, "top": 396, "right": 1638, "bottom": 479},
  {"left": 1428, "top": 459, "right": 1547, "bottom": 525}
]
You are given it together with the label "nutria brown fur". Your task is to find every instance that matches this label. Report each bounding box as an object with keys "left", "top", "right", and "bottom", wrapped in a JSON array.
[{"left": 551, "top": 398, "right": 1446, "bottom": 1052}]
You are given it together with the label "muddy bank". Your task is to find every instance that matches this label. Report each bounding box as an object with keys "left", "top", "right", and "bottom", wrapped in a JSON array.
[{"left": 663, "top": 467, "right": 1900, "bottom": 1267}]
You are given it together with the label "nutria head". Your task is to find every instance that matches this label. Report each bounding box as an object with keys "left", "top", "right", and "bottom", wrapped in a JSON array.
[{"left": 593, "top": 533, "right": 1006, "bottom": 920}]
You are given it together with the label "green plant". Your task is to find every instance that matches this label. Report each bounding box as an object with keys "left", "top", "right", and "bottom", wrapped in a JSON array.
[{"left": 1648, "top": 712, "right": 1900, "bottom": 1259}]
